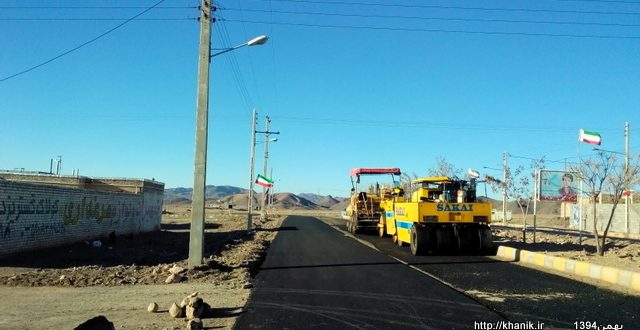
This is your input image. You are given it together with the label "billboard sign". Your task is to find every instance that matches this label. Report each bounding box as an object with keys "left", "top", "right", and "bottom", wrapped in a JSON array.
[{"left": 539, "top": 170, "right": 578, "bottom": 202}]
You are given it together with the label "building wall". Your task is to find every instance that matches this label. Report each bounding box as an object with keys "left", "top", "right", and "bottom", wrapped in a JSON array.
[{"left": 0, "top": 176, "right": 164, "bottom": 256}]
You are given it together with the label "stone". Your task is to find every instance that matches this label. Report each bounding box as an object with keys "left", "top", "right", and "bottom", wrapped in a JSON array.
[
  {"left": 74, "top": 315, "right": 115, "bottom": 330},
  {"left": 185, "top": 297, "right": 204, "bottom": 319},
  {"left": 169, "top": 302, "right": 183, "bottom": 318},
  {"left": 147, "top": 302, "right": 159, "bottom": 313},
  {"left": 186, "top": 318, "right": 203, "bottom": 330},
  {"left": 168, "top": 265, "right": 186, "bottom": 275},
  {"left": 165, "top": 273, "right": 183, "bottom": 284}
]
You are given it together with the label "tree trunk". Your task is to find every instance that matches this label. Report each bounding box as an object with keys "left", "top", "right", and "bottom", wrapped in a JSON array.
[
  {"left": 592, "top": 199, "right": 602, "bottom": 256},
  {"left": 600, "top": 201, "right": 620, "bottom": 256}
]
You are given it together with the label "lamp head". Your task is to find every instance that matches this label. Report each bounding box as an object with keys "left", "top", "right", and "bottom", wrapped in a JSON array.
[{"left": 247, "top": 35, "right": 269, "bottom": 46}]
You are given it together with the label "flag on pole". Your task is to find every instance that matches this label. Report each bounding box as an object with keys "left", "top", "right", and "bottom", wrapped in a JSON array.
[
  {"left": 255, "top": 174, "right": 274, "bottom": 188},
  {"left": 467, "top": 168, "right": 480, "bottom": 179},
  {"left": 579, "top": 129, "right": 601, "bottom": 145}
]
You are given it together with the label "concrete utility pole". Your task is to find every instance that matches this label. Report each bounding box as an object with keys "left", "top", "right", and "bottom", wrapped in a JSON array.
[
  {"left": 625, "top": 122, "right": 630, "bottom": 233},
  {"left": 502, "top": 151, "right": 508, "bottom": 225},
  {"left": 188, "top": 0, "right": 212, "bottom": 269},
  {"left": 247, "top": 109, "right": 258, "bottom": 232},
  {"left": 261, "top": 116, "right": 272, "bottom": 221}
]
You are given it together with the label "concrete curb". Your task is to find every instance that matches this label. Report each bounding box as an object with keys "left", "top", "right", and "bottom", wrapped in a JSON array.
[{"left": 495, "top": 245, "right": 640, "bottom": 293}]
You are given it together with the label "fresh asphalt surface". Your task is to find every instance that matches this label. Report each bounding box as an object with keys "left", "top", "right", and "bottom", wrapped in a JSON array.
[{"left": 234, "top": 216, "right": 640, "bottom": 329}]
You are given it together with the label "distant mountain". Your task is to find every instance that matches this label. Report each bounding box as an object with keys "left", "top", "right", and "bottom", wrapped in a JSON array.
[
  {"left": 164, "top": 185, "right": 248, "bottom": 201},
  {"left": 298, "top": 193, "right": 324, "bottom": 204},
  {"left": 271, "top": 193, "right": 318, "bottom": 209}
]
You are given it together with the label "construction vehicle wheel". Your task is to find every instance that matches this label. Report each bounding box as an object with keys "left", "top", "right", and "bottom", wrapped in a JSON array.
[
  {"left": 350, "top": 215, "right": 359, "bottom": 234},
  {"left": 479, "top": 227, "right": 494, "bottom": 253},
  {"left": 410, "top": 225, "right": 426, "bottom": 256},
  {"left": 435, "top": 227, "right": 454, "bottom": 253},
  {"left": 457, "top": 227, "right": 480, "bottom": 253},
  {"left": 378, "top": 214, "right": 386, "bottom": 237}
]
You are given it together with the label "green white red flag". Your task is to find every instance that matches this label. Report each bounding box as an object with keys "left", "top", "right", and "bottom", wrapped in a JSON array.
[
  {"left": 579, "top": 129, "right": 601, "bottom": 145},
  {"left": 467, "top": 168, "right": 480, "bottom": 179},
  {"left": 255, "top": 174, "right": 274, "bottom": 188}
]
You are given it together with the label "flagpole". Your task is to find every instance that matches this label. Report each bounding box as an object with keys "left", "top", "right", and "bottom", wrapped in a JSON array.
[{"left": 577, "top": 129, "right": 583, "bottom": 245}]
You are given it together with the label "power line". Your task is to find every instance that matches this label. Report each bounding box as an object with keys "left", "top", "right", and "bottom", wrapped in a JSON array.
[
  {"left": 0, "top": 6, "right": 194, "bottom": 9},
  {"left": 0, "top": 0, "right": 168, "bottom": 83},
  {"left": 0, "top": 18, "right": 196, "bottom": 21},
  {"left": 270, "top": 115, "right": 614, "bottom": 132},
  {"left": 218, "top": 18, "right": 640, "bottom": 39},
  {"left": 222, "top": 7, "right": 640, "bottom": 28},
  {"left": 250, "top": 0, "right": 640, "bottom": 16},
  {"left": 215, "top": 16, "right": 255, "bottom": 111}
]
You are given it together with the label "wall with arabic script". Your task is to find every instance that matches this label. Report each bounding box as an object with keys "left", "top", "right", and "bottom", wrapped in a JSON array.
[{"left": 0, "top": 179, "right": 163, "bottom": 256}]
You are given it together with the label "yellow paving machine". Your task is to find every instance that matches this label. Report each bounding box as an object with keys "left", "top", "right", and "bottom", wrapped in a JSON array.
[
  {"left": 345, "top": 168, "right": 402, "bottom": 234},
  {"left": 379, "top": 176, "right": 493, "bottom": 255}
]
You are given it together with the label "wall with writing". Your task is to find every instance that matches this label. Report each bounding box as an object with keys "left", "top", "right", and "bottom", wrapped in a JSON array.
[{"left": 0, "top": 180, "right": 163, "bottom": 256}]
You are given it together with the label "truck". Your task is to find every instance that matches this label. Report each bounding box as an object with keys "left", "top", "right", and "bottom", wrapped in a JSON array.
[
  {"left": 345, "top": 167, "right": 402, "bottom": 234},
  {"left": 378, "top": 176, "right": 493, "bottom": 255}
]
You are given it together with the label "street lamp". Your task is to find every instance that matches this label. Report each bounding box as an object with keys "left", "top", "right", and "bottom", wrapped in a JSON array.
[
  {"left": 188, "top": 2, "right": 269, "bottom": 269},
  {"left": 210, "top": 35, "right": 269, "bottom": 58}
]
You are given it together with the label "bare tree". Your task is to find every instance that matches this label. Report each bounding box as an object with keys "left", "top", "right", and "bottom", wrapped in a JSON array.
[
  {"left": 485, "top": 157, "right": 545, "bottom": 222},
  {"left": 427, "top": 156, "right": 463, "bottom": 177},
  {"left": 570, "top": 151, "right": 640, "bottom": 256}
]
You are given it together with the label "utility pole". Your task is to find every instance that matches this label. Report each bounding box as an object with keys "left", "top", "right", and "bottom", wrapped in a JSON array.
[
  {"left": 188, "top": 0, "right": 212, "bottom": 269},
  {"left": 247, "top": 109, "right": 258, "bottom": 231},
  {"left": 502, "top": 151, "right": 508, "bottom": 225},
  {"left": 261, "top": 116, "right": 272, "bottom": 221},
  {"left": 625, "top": 122, "right": 630, "bottom": 233}
]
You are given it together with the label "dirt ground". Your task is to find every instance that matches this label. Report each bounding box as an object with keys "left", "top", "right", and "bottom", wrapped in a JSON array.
[
  {"left": 0, "top": 206, "right": 638, "bottom": 329},
  {"left": 0, "top": 202, "right": 286, "bottom": 330},
  {"left": 492, "top": 215, "right": 640, "bottom": 273}
]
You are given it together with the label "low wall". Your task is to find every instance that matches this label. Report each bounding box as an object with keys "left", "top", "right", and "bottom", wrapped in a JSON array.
[
  {"left": 571, "top": 203, "right": 640, "bottom": 234},
  {"left": 0, "top": 175, "right": 164, "bottom": 256}
]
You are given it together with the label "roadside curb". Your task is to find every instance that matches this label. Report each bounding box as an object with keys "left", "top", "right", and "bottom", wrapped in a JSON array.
[{"left": 495, "top": 245, "right": 640, "bottom": 293}]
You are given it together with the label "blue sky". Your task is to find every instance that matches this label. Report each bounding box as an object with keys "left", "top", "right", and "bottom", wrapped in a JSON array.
[{"left": 1, "top": 0, "right": 639, "bottom": 198}]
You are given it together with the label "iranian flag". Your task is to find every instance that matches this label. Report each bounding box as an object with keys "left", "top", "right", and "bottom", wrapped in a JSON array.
[
  {"left": 467, "top": 168, "right": 480, "bottom": 179},
  {"left": 579, "top": 129, "right": 601, "bottom": 145},
  {"left": 255, "top": 174, "right": 274, "bottom": 188}
]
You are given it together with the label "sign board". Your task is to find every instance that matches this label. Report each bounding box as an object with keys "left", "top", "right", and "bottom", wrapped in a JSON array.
[{"left": 539, "top": 170, "right": 578, "bottom": 202}]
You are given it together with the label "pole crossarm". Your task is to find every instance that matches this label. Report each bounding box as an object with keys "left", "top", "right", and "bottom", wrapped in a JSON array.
[{"left": 256, "top": 130, "right": 280, "bottom": 135}]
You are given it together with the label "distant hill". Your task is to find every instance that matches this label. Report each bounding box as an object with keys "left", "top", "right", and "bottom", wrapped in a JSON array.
[
  {"left": 316, "top": 195, "right": 341, "bottom": 208},
  {"left": 298, "top": 193, "right": 324, "bottom": 204},
  {"left": 272, "top": 193, "right": 318, "bottom": 209},
  {"left": 164, "top": 185, "right": 248, "bottom": 201}
]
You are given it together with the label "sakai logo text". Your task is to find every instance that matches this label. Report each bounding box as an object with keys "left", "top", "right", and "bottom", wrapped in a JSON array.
[
  {"left": 396, "top": 207, "right": 405, "bottom": 216},
  {"left": 437, "top": 204, "right": 474, "bottom": 211}
]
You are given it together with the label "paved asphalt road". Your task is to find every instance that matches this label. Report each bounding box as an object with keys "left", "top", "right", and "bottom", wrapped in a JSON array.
[{"left": 235, "top": 216, "right": 639, "bottom": 329}]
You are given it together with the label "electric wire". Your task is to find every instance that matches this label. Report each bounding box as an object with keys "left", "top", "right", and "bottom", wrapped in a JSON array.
[
  {"left": 0, "top": 0, "right": 167, "bottom": 83},
  {"left": 221, "top": 7, "right": 640, "bottom": 28},
  {"left": 250, "top": 0, "right": 640, "bottom": 16},
  {"left": 0, "top": 18, "right": 197, "bottom": 21},
  {"left": 235, "top": 1, "right": 264, "bottom": 114},
  {"left": 215, "top": 13, "right": 255, "bottom": 112},
  {"left": 217, "top": 18, "right": 640, "bottom": 39},
  {"left": 0, "top": 6, "right": 194, "bottom": 9},
  {"left": 267, "top": 0, "right": 282, "bottom": 117}
]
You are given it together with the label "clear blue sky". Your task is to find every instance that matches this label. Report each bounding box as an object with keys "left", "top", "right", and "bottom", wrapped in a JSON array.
[{"left": 2, "top": 0, "right": 639, "bottom": 198}]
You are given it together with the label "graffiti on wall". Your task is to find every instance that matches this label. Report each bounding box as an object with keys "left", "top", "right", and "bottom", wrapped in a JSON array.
[{"left": 0, "top": 190, "right": 159, "bottom": 240}]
